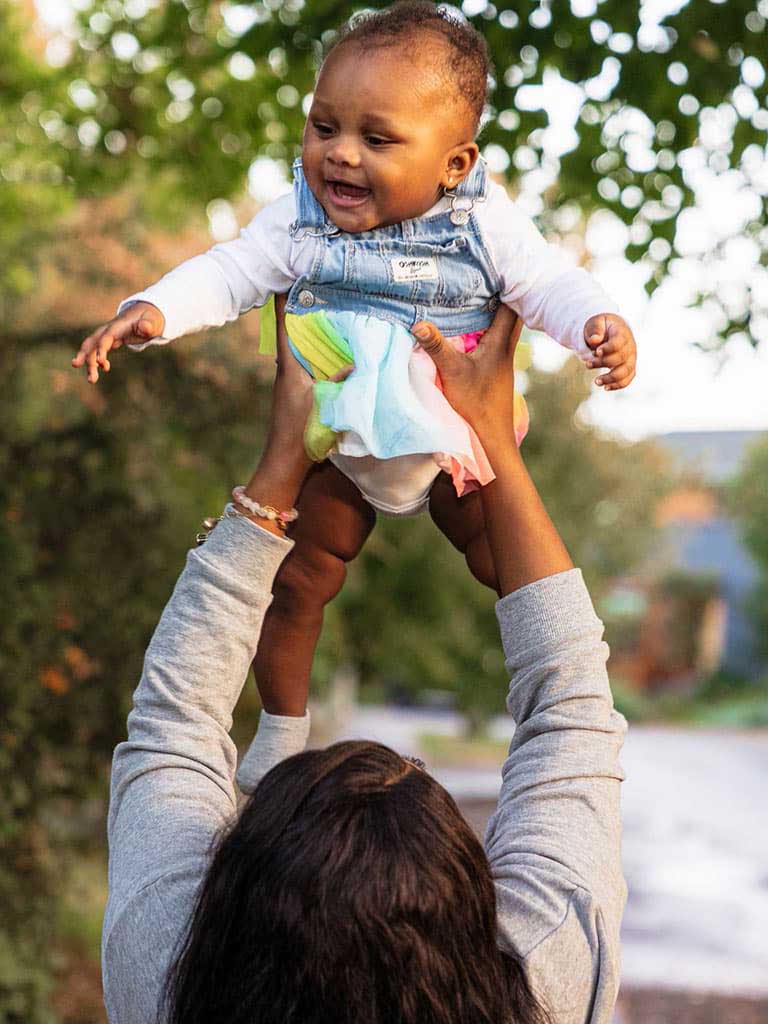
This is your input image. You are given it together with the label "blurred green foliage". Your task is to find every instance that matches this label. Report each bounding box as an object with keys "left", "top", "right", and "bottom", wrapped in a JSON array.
[
  {"left": 610, "top": 674, "right": 768, "bottom": 726},
  {"left": 5, "top": 0, "right": 767, "bottom": 342},
  {"left": 0, "top": 3, "right": 74, "bottom": 320}
]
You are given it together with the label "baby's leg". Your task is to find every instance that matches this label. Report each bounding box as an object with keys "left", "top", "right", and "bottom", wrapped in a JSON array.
[
  {"left": 253, "top": 461, "right": 376, "bottom": 716},
  {"left": 238, "top": 463, "right": 375, "bottom": 792},
  {"left": 429, "top": 472, "right": 500, "bottom": 596}
]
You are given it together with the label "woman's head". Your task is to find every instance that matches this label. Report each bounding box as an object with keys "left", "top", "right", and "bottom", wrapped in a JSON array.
[
  {"left": 164, "top": 740, "right": 547, "bottom": 1024},
  {"left": 301, "top": 2, "right": 492, "bottom": 232}
]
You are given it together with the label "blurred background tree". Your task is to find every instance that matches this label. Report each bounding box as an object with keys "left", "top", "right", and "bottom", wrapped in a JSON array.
[
  {"left": 0, "top": 1, "right": 74, "bottom": 321},
  {"left": 0, "top": 0, "right": 765, "bottom": 1019},
  {"left": 8, "top": 0, "right": 768, "bottom": 345}
]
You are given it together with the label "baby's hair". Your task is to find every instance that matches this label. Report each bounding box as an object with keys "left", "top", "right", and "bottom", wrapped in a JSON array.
[{"left": 329, "top": 1, "right": 491, "bottom": 136}]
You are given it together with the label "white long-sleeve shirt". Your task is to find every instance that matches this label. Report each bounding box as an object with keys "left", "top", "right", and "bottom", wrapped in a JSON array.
[{"left": 121, "top": 181, "right": 618, "bottom": 357}]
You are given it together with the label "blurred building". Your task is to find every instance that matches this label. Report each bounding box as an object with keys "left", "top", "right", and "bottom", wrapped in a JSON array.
[{"left": 604, "top": 431, "right": 766, "bottom": 689}]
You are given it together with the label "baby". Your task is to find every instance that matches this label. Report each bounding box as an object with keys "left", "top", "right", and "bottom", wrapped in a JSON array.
[{"left": 74, "top": 1, "right": 636, "bottom": 781}]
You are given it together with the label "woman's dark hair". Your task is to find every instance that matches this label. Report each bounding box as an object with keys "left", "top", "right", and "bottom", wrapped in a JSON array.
[
  {"left": 329, "top": 1, "right": 492, "bottom": 134},
  {"left": 162, "top": 740, "right": 549, "bottom": 1024}
]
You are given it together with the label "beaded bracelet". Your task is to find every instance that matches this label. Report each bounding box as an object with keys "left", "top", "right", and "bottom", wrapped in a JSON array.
[{"left": 231, "top": 486, "right": 299, "bottom": 531}]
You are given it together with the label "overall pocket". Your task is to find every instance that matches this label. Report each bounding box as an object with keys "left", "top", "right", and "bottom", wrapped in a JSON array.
[{"left": 344, "top": 236, "right": 483, "bottom": 305}]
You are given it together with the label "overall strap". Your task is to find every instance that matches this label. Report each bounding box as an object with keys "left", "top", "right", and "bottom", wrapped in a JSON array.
[
  {"left": 454, "top": 155, "right": 488, "bottom": 199},
  {"left": 442, "top": 156, "right": 488, "bottom": 226},
  {"left": 289, "top": 159, "right": 340, "bottom": 240}
]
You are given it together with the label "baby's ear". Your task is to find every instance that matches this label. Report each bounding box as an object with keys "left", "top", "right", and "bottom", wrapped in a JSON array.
[{"left": 441, "top": 142, "right": 479, "bottom": 190}]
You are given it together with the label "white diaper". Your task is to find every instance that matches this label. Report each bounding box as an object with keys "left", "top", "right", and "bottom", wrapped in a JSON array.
[{"left": 329, "top": 452, "right": 441, "bottom": 517}]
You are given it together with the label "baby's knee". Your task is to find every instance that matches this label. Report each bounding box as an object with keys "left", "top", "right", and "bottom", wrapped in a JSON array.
[
  {"left": 272, "top": 541, "right": 348, "bottom": 611},
  {"left": 466, "top": 534, "right": 500, "bottom": 595}
]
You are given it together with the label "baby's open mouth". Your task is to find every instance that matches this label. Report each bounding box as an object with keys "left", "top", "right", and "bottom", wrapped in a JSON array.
[{"left": 326, "top": 179, "right": 371, "bottom": 206}]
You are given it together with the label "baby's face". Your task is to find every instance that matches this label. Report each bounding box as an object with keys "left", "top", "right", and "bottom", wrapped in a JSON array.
[{"left": 302, "top": 42, "right": 474, "bottom": 233}]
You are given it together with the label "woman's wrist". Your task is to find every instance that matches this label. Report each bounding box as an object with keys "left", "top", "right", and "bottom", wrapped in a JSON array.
[
  {"left": 480, "top": 444, "right": 572, "bottom": 597},
  {"left": 473, "top": 421, "right": 520, "bottom": 463},
  {"left": 239, "top": 450, "right": 310, "bottom": 537}
]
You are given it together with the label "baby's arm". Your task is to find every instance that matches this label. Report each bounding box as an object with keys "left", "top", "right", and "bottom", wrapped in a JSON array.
[
  {"left": 72, "top": 193, "right": 302, "bottom": 381},
  {"left": 477, "top": 185, "right": 636, "bottom": 389}
]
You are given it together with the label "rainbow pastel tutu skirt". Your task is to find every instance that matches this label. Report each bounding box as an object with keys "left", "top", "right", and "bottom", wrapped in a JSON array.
[{"left": 283, "top": 309, "right": 529, "bottom": 498}]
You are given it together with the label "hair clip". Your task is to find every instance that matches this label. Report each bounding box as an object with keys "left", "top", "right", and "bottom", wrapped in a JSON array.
[{"left": 404, "top": 756, "right": 426, "bottom": 771}]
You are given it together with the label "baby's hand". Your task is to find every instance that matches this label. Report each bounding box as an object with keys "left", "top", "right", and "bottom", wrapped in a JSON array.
[
  {"left": 72, "top": 301, "right": 165, "bottom": 383},
  {"left": 584, "top": 313, "right": 636, "bottom": 391}
]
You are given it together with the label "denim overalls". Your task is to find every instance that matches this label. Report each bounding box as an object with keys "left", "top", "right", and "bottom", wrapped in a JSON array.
[
  {"left": 285, "top": 158, "right": 502, "bottom": 336},
  {"left": 283, "top": 157, "right": 506, "bottom": 516}
]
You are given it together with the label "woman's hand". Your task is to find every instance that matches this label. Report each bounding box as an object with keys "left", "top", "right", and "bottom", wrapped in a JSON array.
[
  {"left": 260, "top": 295, "right": 316, "bottom": 473},
  {"left": 412, "top": 307, "right": 572, "bottom": 595},
  {"left": 241, "top": 295, "right": 352, "bottom": 536},
  {"left": 411, "top": 306, "right": 522, "bottom": 455}
]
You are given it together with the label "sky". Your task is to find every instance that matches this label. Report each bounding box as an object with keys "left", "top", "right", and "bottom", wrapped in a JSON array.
[{"left": 33, "top": 0, "right": 768, "bottom": 442}]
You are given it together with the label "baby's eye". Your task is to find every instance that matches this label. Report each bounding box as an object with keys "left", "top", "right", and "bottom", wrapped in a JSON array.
[
  {"left": 365, "top": 135, "right": 390, "bottom": 147},
  {"left": 313, "top": 122, "right": 334, "bottom": 137}
]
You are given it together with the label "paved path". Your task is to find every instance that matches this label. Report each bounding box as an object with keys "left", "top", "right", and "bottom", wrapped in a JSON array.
[
  {"left": 619, "top": 727, "right": 768, "bottom": 997},
  {"left": 330, "top": 709, "right": 768, "bottom": 998}
]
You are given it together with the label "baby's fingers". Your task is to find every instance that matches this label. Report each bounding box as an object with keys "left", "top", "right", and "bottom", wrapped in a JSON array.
[
  {"left": 96, "top": 332, "right": 115, "bottom": 372},
  {"left": 73, "top": 339, "right": 103, "bottom": 381},
  {"left": 73, "top": 328, "right": 110, "bottom": 382},
  {"left": 588, "top": 337, "right": 631, "bottom": 366},
  {"left": 72, "top": 332, "right": 98, "bottom": 368},
  {"left": 595, "top": 361, "right": 635, "bottom": 390},
  {"left": 86, "top": 345, "right": 101, "bottom": 383},
  {"left": 588, "top": 348, "right": 626, "bottom": 370}
]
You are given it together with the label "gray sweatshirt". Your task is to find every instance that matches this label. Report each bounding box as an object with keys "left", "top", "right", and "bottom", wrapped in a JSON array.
[{"left": 102, "top": 513, "right": 627, "bottom": 1023}]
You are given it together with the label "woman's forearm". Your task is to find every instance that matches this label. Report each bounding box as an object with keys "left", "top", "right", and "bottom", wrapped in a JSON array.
[
  {"left": 114, "top": 518, "right": 292, "bottom": 786},
  {"left": 480, "top": 437, "right": 572, "bottom": 597},
  {"left": 107, "top": 517, "right": 293, "bottom": 901},
  {"left": 487, "top": 570, "right": 627, "bottom": 1009}
]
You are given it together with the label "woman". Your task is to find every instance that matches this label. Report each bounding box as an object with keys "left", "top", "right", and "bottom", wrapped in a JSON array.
[{"left": 102, "top": 301, "right": 627, "bottom": 1024}]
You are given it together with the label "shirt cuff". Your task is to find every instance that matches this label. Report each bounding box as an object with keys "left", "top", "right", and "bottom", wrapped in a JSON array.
[
  {"left": 570, "top": 302, "right": 623, "bottom": 360},
  {"left": 191, "top": 504, "right": 294, "bottom": 594},
  {"left": 495, "top": 568, "right": 603, "bottom": 665}
]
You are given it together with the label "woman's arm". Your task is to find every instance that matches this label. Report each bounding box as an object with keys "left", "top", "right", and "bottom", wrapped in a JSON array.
[
  {"left": 412, "top": 310, "right": 571, "bottom": 595},
  {"left": 103, "top": 297, "right": 317, "bottom": 1020},
  {"left": 412, "top": 313, "right": 626, "bottom": 1024}
]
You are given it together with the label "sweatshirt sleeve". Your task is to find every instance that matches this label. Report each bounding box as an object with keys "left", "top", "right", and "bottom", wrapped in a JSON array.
[
  {"left": 486, "top": 569, "right": 627, "bottom": 1024},
  {"left": 477, "top": 184, "right": 620, "bottom": 359},
  {"left": 118, "top": 193, "right": 305, "bottom": 346},
  {"left": 102, "top": 512, "right": 293, "bottom": 1022}
]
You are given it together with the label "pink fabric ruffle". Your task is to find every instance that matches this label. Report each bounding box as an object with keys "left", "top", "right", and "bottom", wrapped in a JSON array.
[{"left": 410, "top": 329, "right": 529, "bottom": 496}]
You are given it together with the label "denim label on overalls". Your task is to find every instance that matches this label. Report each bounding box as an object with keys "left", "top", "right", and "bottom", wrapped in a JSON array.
[{"left": 391, "top": 257, "right": 438, "bottom": 282}]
